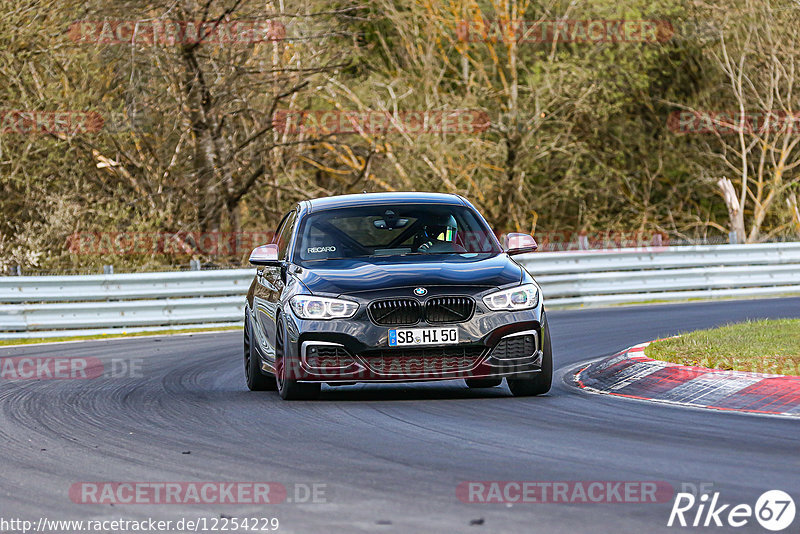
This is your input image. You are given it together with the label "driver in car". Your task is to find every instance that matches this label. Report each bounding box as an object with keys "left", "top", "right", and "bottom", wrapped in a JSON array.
[{"left": 417, "top": 214, "right": 467, "bottom": 253}]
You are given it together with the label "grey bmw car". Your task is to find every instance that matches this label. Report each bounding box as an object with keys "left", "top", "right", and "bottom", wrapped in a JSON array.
[{"left": 243, "top": 192, "right": 552, "bottom": 400}]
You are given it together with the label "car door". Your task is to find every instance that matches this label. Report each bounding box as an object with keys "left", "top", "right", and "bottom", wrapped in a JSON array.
[{"left": 253, "top": 209, "right": 297, "bottom": 365}]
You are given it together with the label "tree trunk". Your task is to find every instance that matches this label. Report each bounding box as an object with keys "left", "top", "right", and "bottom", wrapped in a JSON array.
[
  {"left": 789, "top": 194, "right": 800, "bottom": 237},
  {"left": 717, "top": 177, "right": 745, "bottom": 244}
]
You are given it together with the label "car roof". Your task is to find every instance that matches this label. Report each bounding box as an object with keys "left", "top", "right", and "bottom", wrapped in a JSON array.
[{"left": 303, "top": 192, "right": 466, "bottom": 213}]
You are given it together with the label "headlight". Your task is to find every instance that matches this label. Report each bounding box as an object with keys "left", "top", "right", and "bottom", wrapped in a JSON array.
[
  {"left": 290, "top": 295, "right": 359, "bottom": 319},
  {"left": 482, "top": 284, "right": 539, "bottom": 311}
]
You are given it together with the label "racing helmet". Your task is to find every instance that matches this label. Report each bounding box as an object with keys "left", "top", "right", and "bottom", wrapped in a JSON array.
[{"left": 424, "top": 214, "right": 458, "bottom": 243}]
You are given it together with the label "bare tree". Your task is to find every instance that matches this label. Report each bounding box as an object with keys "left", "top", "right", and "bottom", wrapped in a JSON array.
[
  {"left": 678, "top": 0, "right": 800, "bottom": 242},
  {"left": 309, "top": 0, "right": 596, "bottom": 234}
]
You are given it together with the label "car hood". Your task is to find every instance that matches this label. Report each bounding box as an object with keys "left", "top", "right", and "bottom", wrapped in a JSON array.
[{"left": 294, "top": 253, "right": 522, "bottom": 296}]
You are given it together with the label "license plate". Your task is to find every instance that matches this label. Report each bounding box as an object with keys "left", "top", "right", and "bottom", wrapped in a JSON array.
[{"left": 388, "top": 327, "right": 459, "bottom": 346}]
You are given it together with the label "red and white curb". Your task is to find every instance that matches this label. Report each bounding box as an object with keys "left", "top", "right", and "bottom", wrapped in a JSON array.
[{"left": 575, "top": 341, "right": 800, "bottom": 417}]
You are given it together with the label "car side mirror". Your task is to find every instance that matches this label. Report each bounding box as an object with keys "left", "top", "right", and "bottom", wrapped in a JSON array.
[
  {"left": 504, "top": 233, "right": 538, "bottom": 255},
  {"left": 249, "top": 244, "right": 282, "bottom": 266}
]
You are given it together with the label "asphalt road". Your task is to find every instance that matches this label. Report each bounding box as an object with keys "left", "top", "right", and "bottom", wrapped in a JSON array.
[{"left": 1, "top": 297, "right": 799, "bottom": 534}]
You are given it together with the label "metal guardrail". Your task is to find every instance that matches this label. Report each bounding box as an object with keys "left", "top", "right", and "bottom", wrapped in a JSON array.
[
  {"left": 0, "top": 270, "right": 252, "bottom": 302},
  {"left": 1, "top": 243, "right": 799, "bottom": 339},
  {"left": 518, "top": 242, "right": 800, "bottom": 307},
  {"left": 0, "top": 270, "right": 253, "bottom": 339}
]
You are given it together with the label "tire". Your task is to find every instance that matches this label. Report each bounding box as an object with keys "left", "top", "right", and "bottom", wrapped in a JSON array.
[
  {"left": 465, "top": 377, "right": 502, "bottom": 388},
  {"left": 507, "top": 311, "right": 553, "bottom": 397},
  {"left": 244, "top": 312, "right": 277, "bottom": 391},
  {"left": 275, "top": 317, "right": 320, "bottom": 400}
]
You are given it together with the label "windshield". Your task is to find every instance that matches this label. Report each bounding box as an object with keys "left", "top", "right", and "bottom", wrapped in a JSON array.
[{"left": 294, "top": 204, "right": 500, "bottom": 265}]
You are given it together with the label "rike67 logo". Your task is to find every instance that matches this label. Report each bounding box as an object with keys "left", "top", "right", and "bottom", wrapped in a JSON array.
[{"left": 668, "top": 489, "right": 795, "bottom": 531}]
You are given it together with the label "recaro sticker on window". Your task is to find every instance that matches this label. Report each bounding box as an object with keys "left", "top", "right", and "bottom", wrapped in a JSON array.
[{"left": 307, "top": 246, "right": 336, "bottom": 254}]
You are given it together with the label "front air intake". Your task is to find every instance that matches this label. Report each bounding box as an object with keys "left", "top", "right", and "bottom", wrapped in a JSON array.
[{"left": 490, "top": 334, "right": 537, "bottom": 360}]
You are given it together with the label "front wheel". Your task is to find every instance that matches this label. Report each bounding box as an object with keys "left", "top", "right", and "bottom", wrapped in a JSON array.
[
  {"left": 507, "top": 311, "right": 553, "bottom": 397},
  {"left": 275, "top": 318, "right": 320, "bottom": 401},
  {"left": 244, "top": 313, "right": 277, "bottom": 391}
]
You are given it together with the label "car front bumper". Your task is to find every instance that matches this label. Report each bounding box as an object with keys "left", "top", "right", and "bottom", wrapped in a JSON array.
[{"left": 280, "top": 301, "right": 545, "bottom": 383}]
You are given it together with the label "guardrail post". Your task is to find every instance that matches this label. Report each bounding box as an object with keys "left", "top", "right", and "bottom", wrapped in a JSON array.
[
  {"left": 190, "top": 259, "right": 201, "bottom": 271},
  {"left": 103, "top": 265, "right": 114, "bottom": 275}
]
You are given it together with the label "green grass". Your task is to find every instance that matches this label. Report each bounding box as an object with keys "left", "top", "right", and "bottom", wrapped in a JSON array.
[
  {"left": 0, "top": 325, "right": 243, "bottom": 346},
  {"left": 645, "top": 319, "right": 800, "bottom": 376}
]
